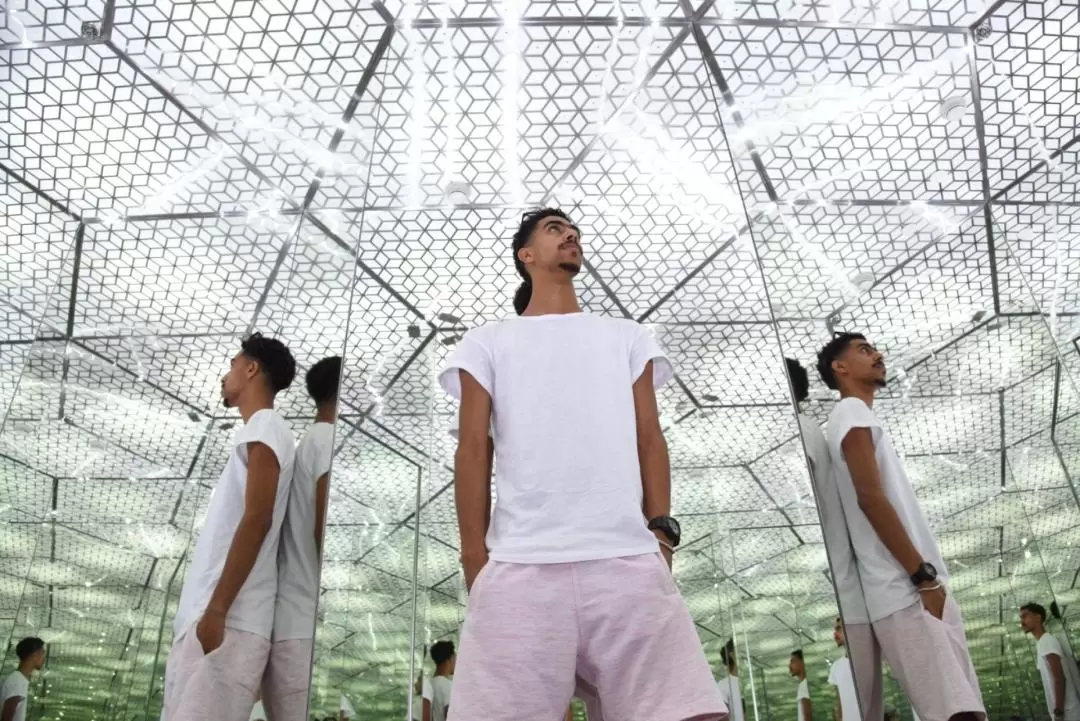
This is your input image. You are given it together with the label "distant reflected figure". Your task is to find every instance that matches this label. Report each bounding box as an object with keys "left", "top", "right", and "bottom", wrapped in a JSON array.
[
  {"left": 817, "top": 333, "right": 984, "bottom": 721},
  {"left": 250, "top": 695, "right": 267, "bottom": 721},
  {"left": 828, "top": 618, "right": 859, "bottom": 721},
  {"left": 1021, "top": 602, "right": 1080, "bottom": 721},
  {"left": 423, "top": 641, "right": 455, "bottom": 721},
  {"left": 716, "top": 639, "right": 744, "bottom": 721},
  {"left": 264, "top": 357, "right": 340, "bottom": 721},
  {"left": 163, "top": 334, "right": 297, "bottom": 721},
  {"left": 1, "top": 637, "right": 45, "bottom": 721},
  {"left": 790, "top": 650, "right": 811, "bottom": 721}
]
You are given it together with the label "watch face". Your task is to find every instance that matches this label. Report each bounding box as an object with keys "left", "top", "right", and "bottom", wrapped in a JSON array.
[{"left": 669, "top": 517, "right": 681, "bottom": 537}]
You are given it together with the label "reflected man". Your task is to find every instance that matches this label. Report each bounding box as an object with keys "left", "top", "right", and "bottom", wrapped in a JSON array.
[
  {"left": 717, "top": 639, "right": 744, "bottom": 721},
  {"left": 438, "top": 209, "right": 726, "bottom": 721},
  {"left": 828, "top": 618, "right": 859, "bottom": 721},
  {"left": 164, "top": 333, "right": 297, "bottom": 721},
  {"left": 817, "top": 333, "right": 984, "bottom": 721},
  {"left": 264, "top": 356, "right": 340, "bottom": 720},
  {"left": 790, "top": 650, "right": 810, "bottom": 721},
  {"left": 1021, "top": 602, "right": 1080, "bottom": 721},
  {"left": 423, "top": 641, "right": 455, "bottom": 721},
  {"left": 787, "top": 358, "right": 883, "bottom": 721},
  {"left": 1, "top": 637, "right": 44, "bottom": 721}
]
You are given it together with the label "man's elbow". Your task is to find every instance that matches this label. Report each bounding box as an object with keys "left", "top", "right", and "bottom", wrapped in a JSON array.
[
  {"left": 241, "top": 508, "right": 274, "bottom": 537},
  {"left": 636, "top": 427, "right": 668, "bottom": 457},
  {"left": 455, "top": 437, "right": 489, "bottom": 473}
]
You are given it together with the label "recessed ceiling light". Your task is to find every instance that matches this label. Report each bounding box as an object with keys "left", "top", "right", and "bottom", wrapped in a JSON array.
[
  {"left": 940, "top": 94, "right": 969, "bottom": 123},
  {"left": 850, "top": 271, "right": 875, "bottom": 291},
  {"left": 443, "top": 180, "right": 473, "bottom": 207}
]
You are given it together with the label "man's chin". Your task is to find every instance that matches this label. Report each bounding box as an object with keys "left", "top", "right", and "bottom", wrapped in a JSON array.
[
  {"left": 874, "top": 377, "right": 887, "bottom": 388},
  {"left": 558, "top": 261, "right": 582, "bottom": 275}
]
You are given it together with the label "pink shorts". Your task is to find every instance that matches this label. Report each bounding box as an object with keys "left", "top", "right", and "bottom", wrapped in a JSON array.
[
  {"left": 872, "top": 596, "right": 986, "bottom": 721},
  {"left": 447, "top": 553, "right": 727, "bottom": 721},
  {"left": 262, "top": 638, "right": 313, "bottom": 721},
  {"left": 162, "top": 626, "right": 270, "bottom": 721}
]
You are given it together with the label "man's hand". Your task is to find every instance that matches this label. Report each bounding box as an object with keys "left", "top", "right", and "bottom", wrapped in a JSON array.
[
  {"left": 462, "top": 549, "right": 489, "bottom": 593},
  {"left": 918, "top": 583, "right": 947, "bottom": 620},
  {"left": 196, "top": 608, "right": 226, "bottom": 655},
  {"left": 654, "top": 530, "right": 673, "bottom": 569}
]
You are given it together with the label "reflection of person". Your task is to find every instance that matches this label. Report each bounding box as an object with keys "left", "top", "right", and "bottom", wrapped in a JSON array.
[
  {"left": 264, "top": 356, "right": 340, "bottom": 720},
  {"left": 1021, "top": 602, "right": 1080, "bottom": 721},
  {"left": 827, "top": 618, "right": 859, "bottom": 721},
  {"left": 422, "top": 641, "right": 455, "bottom": 721},
  {"left": 339, "top": 693, "right": 354, "bottom": 721},
  {"left": 788, "top": 358, "right": 882, "bottom": 721},
  {"left": 438, "top": 208, "right": 726, "bottom": 721},
  {"left": 249, "top": 695, "right": 267, "bottom": 721},
  {"left": 1, "top": 637, "right": 45, "bottom": 721},
  {"left": 790, "top": 650, "right": 810, "bottom": 721},
  {"left": 163, "top": 333, "right": 297, "bottom": 721},
  {"left": 717, "top": 639, "right": 745, "bottom": 721},
  {"left": 817, "top": 333, "right": 984, "bottom": 721}
]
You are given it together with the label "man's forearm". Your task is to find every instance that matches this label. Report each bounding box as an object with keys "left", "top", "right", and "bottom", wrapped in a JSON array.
[
  {"left": 1055, "top": 665, "right": 1066, "bottom": 710},
  {"left": 858, "top": 492, "right": 925, "bottom": 575},
  {"left": 455, "top": 444, "right": 490, "bottom": 558},
  {"left": 207, "top": 513, "right": 272, "bottom": 613},
  {"left": 640, "top": 434, "right": 671, "bottom": 519}
]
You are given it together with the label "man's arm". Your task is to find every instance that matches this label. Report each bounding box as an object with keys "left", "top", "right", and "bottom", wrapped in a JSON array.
[
  {"left": 632, "top": 362, "right": 672, "bottom": 564},
  {"left": 456, "top": 371, "right": 493, "bottom": 590},
  {"left": 800, "top": 698, "right": 812, "bottom": 721},
  {"left": 314, "top": 472, "right": 329, "bottom": 556},
  {"left": 2, "top": 696, "right": 23, "bottom": 721},
  {"left": 422, "top": 699, "right": 432, "bottom": 721},
  {"left": 1047, "top": 652, "right": 1067, "bottom": 713},
  {"left": 207, "top": 442, "right": 281, "bottom": 613},
  {"left": 834, "top": 692, "right": 842, "bottom": 721}
]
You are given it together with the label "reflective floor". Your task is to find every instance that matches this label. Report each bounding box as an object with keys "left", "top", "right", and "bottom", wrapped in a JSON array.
[{"left": 2, "top": 0, "right": 1080, "bottom": 720}]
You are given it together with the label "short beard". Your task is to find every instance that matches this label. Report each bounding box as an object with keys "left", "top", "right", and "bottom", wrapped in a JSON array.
[
  {"left": 873, "top": 377, "right": 887, "bottom": 388},
  {"left": 558, "top": 261, "right": 581, "bottom": 275},
  {"left": 222, "top": 396, "right": 231, "bottom": 408}
]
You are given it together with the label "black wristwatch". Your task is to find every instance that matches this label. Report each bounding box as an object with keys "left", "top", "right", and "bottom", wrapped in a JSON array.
[
  {"left": 648, "top": 516, "right": 681, "bottom": 548},
  {"left": 910, "top": 561, "right": 938, "bottom": 587}
]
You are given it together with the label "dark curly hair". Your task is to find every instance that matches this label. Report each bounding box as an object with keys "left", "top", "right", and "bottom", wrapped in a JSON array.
[
  {"left": 785, "top": 357, "right": 810, "bottom": 403},
  {"left": 815, "top": 333, "right": 866, "bottom": 391},
  {"left": 511, "top": 208, "right": 573, "bottom": 315},
  {"left": 305, "top": 356, "right": 342, "bottom": 405},
  {"left": 241, "top": 332, "right": 296, "bottom": 394},
  {"left": 15, "top": 636, "right": 44, "bottom": 661}
]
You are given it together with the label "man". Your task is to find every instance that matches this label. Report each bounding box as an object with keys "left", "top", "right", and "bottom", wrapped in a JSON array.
[
  {"left": 827, "top": 617, "right": 859, "bottom": 721},
  {"left": 787, "top": 358, "right": 881, "bottom": 721},
  {"left": 790, "top": 650, "right": 810, "bottom": 721},
  {"left": 717, "top": 639, "right": 744, "bottom": 721},
  {"left": 817, "top": 333, "right": 984, "bottom": 721},
  {"left": 438, "top": 208, "right": 725, "bottom": 720},
  {"left": 423, "top": 640, "right": 455, "bottom": 721},
  {"left": 1, "top": 637, "right": 44, "bottom": 721},
  {"left": 250, "top": 695, "right": 267, "bottom": 721},
  {"left": 264, "top": 356, "right": 339, "bottom": 720},
  {"left": 1020, "top": 602, "right": 1080, "bottom": 721},
  {"left": 163, "top": 333, "right": 297, "bottom": 721}
]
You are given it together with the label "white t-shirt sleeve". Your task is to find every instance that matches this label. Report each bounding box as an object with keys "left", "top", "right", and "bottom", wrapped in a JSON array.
[
  {"left": 439, "top": 329, "right": 494, "bottom": 399},
  {"left": 1040, "top": 634, "right": 1065, "bottom": 659},
  {"left": 235, "top": 410, "right": 294, "bottom": 469},
  {"left": 827, "top": 661, "right": 839, "bottom": 686},
  {"left": 0, "top": 672, "right": 27, "bottom": 703},
  {"left": 309, "top": 425, "right": 334, "bottom": 479},
  {"left": 422, "top": 677, "right": 433, "bottom": 702},
  {"left": 629, "top": 323, "right": 674, "bottom": 389},
  {"left": 829, "top": 397, "right": 882, "bottom": 450},
  {"left": 797, "top": 678, "right": 810, "bottom": 700}
]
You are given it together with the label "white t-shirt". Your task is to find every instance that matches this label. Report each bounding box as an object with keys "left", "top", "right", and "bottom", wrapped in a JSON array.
[
  {"left": 422, "top": 676, "right": 453, "bottom": 721},
  {"left": 438, "top": 313, "right": 673, "bottom": 564},
  {"left": 716, "top": 670, "right": 742, "bottom": 721},
  {"left": 800, "top": 414, "right": 869, "bottom": 624},
  {"left": 174, "top": 409, "right": 296, "bottom": 638},
  {"left": 796, "top": 678, "right": 810, "bottom": 721},
  {"left": 826, "top": 397, "right": 947, "bottom": 622},
  {"left": 1037, "top": 634, "right": 1080, "bottom": 720},
  {"left": 249, "top": 700, "right": 267, "bottom": 721},
  {"left": 827, "top": 656, "right": 859, "bottom": 721},
  {"left": 0, "top": 671, "right": 29, "bottom": 721},
  {"left": 273, "top": 421, "right": 333, "bottom": 640},
  {"left": 341, "top": 693, "right": 355, "bottom": 718}
]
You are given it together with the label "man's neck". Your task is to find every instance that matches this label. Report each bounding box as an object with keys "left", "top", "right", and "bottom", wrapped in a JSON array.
[
  {"left": 728, "top": 665, "right": 738, "bottom": 677},
  {"left": 522, "top": 277, "right": 581, "bottom": 316},
  {"left": 237, "top": 390, "right": 274, "bottom": 422},
  {"left": 797, "top": 672, "right": 806, "bottom": 681},
  {"left": 435, "top": 665, "right": 452, "bottom": 678},
  {"left": 1033, "top": 626, "right": 1047, "bottom": 640},
  {"left": 16, "top": 662, "right": 33, "bottom": 679},
  {"left": 840, "top": 382, "right": 877, "bottom": 408},
  {"left": 315, "top": 403, "right": 337, "bottom": 424}
]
